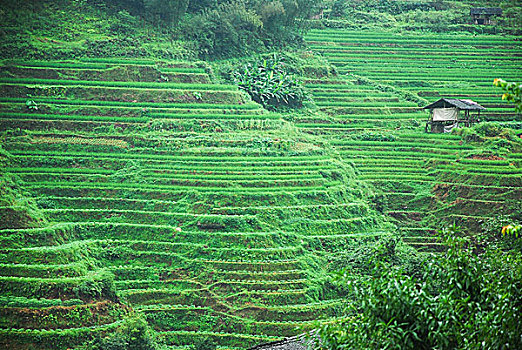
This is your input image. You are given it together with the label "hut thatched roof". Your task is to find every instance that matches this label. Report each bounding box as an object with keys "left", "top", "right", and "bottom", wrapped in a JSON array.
[
  {"left": 423, "top": 98, "right": 486, "bottom": 111},
  {"left": 470, "top": 7, "right": 502, "bottom": 16}
]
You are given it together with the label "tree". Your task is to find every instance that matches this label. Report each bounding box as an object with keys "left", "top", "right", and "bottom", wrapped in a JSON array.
[
  {"left": 181, "top": 1, "right": 264, "bottom": 59},
  {"left": 143, "top": 0, "right": 189, "bottom": 26},
  {"left": 187, "top": 0, "right": 218, "bottom": 13},
  {"left": 330, "top": 0, "right": 348, "bottom": 18}
]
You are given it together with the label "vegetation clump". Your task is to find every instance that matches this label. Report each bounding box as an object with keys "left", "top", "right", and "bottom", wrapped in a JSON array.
[
  {"left": 233, "top": 54, "right": 309, "bottom": 110},
  {"left": 89, "top": 315, "right": 165, "bottom": 350},
  {"left": 319, "top": 226, "right": 522, "bottom": 350}
]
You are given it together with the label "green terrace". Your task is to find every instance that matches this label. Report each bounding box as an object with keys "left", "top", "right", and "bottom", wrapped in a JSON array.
[
  {"left": 308, "top": 45, "right": 522, "bottom": 55},
  {"left": 301, "top": 28, "right": 521, "bottom": 252},
  {"left": 0, "top": 221, "right": 362, "bottom": 346},
  {"left": 0, "top": 112, "right": 281, "bottom": 123},
  {"left": 305, "top": 30, "right": 521, "bottom": 44},
  {"left": 0, "top": 97, "right": 260, "bottom": 109},
  {"left": 0, "top": 78, "right": 236, "bottom": 91},
  {"left": 2, "top": 58, "right": 206, "bottom": 70},
  {"left": 305, "top": 29, "right": 521, "bottom": 124}
]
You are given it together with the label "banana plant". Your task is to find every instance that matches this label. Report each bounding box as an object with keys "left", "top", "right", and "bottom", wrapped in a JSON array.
[{"left": 233, "top": 53, "right": 308, "bottom": 109}]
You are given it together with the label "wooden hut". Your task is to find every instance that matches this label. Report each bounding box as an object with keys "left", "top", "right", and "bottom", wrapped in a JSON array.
[
  {"left": 470, "top": 7, "right": 502, "bottom": 25},
  {"left": 423, "top": 98, "right": 485, "bottom": 133}
]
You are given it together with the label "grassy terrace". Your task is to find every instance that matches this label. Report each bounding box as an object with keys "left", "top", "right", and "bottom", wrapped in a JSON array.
[
  {"left": 305, "top": 29, "right": 522, "bottom": 124},
  {"left": 303, "top": 29, "right": 521, "bottom": 247},
  {"left": 0, "top": 60, "right": 393, "bottom": 348}
]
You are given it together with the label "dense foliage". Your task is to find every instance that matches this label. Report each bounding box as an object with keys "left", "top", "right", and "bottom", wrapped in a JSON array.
[
  {"left": 180, "top": 0, "right": 321, "bottom": 59},
  {"left": 89, "top": 315, "right": 165, "bottom": 350},
  {"left": 233, "top": 54, "right": 309, "bottom": 109},
  {"left": 0, "top": 146, "right": 47, "bottom": 229},
  {"left": 102, "top": 0, "right": 322, "bottom": 58},
  {"left": 318, "top": 227, "right": 522, "bottom": 349}
]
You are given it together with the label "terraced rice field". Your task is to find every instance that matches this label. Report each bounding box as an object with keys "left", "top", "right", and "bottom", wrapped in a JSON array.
[
  {"left": 306, "top": 29, "right": 522, "bottom": 122},
  {"left": 1, "top": 29, "right": 521, "bottom": 348},
  {"left": 303, "top": 29, "right": 522, "bottom": 244},
  {"left": 0, "top": 60, "right": 391, "bottom": 348}
]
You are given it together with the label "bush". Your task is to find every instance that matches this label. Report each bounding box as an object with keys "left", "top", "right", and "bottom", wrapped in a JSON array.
[
  {"left": 330, "top": 0, "right": 348, "bottom": 18},
  {"left": 143, "top": 0, "right": 189, "bottom": 27},
  {"left": 233, "top": 54, "right": 309, "bottom": 109},
  {"left": 353, "top": 132, "right": 397, "bottom": 142},
  {"left": 456, "top": 123, "right": 522, "bottom": 153},
  {"left": 181, "top": 1, "right": 264, "bottom": 59},
  {"left": 91, "top": 315, "right": 165, "bottom": 350},
  {"left": 109, "top": 10, "right": 139, "bottom": 36},
  {"left": 84, "top": 38, "right": 148, "bottom": 58},
  {"left": 110, "top": 161, "right": 146, "bottom": 184},
  {"left": 0, "top": 155, "right": 47, "bottom": 229},
  {"left": 318, "top": 226, "right": 522, "bottom": 350},
  {"left": 74, "top": 269, "right": 117, "bottom": 301},
  {"left": 473, "top": 122, "right": 505, "bottom": 137}
]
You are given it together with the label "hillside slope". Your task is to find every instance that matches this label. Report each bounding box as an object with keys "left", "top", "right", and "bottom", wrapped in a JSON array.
[
  {"left": 0, "top": 59, "right": 395, "bottom": 349},
  {"left": 1, "top": 1, "right": 521, "bottom": 349},
  {"left": 302, "top": 28, "right": 522, "bottom": 241}
]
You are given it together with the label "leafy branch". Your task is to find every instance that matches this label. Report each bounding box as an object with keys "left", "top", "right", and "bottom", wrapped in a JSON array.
[{"left": 493, "top": 78, "right": 522, "bottom": 113}]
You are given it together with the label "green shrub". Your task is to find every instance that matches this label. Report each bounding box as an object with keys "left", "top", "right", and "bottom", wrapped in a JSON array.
[
  {"left": 352, "top": 132, "right": 396, "bottom": 142},
  {"left": 181, "top": 1, "right": 264, "bottom": 60},
  {"left": 456, "top": 123, "right": 522, "bottom": 154},
  {"left": 318, "top": 226, "right": 522, "bottom": 350},
  {"left": 473, "top": 122, "right": 505, "bottom": 137},
  {"left": 0, "top": 157, "right": 47, "bottom": 229},
  {"left": 109, "top": 10, "right": 139, "bottom": 36},
  {"left": 143, "top": 0, "right": 189, "bottom": 27},
  {"left": 330, "top": 0, "right": 348, "bottom": 18},
  {"left": 90, "top": 314, "right": 165, "bottom": 350},
  {"left": 74, "top": 269, "right": 117, "bottom": 301},
  {"left": 110, "top": 161, "right": 146, "bottom": 184},
  {"left": 233, "top": 54, "right": 308, "bottom": 110},
  {"left": 84, "top": 38, "right": 148, "bottom": 58}
]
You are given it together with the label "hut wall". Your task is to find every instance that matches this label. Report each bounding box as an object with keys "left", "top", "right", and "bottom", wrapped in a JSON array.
[{"left": 432, "top": 108, "right": 459, "bottom": 121}]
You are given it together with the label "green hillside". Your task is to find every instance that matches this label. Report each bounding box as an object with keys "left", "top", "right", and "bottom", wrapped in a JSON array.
[
  {"left": 0, "top": 59, "right": 395, "bottom": 348},
  {"left": 1, "top": 0, "right": 521, "bottom": 349},
  {"left": 301, "top": 28, "right": 522, "bottom": 240}
]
